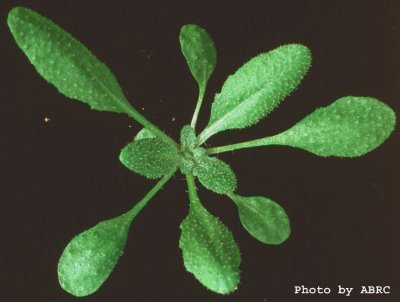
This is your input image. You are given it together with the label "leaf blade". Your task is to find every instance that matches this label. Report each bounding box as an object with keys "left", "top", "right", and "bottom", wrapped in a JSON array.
[
  {"left": 200, "top": 44, "right": 311, "bottom": 143},
  {"left": 193, "top": 156, "right": 237, "bottom": 194},
  {"left": 57, "top": 171, "right": 173, "bottom": 297},
  {"left": 230, "top": 194, "right": 290, "bottom": 245},
  {"left": 58, "top": 214, "right": 131, "bottom": 297},
  {"left": 180, "top": 174, "right": 241, "bottom": 294},
  {"left": 119, "top": 138, "right": 178, "bottom": 178},
  {"left": 179, "top": 24, "right": 216, "bottom": 90},
  {"left": 8, "top": 7, "right": 133, "bottom": 114},
  {"left": 264, "top": 96, "right": 396, "bottom": 157}
]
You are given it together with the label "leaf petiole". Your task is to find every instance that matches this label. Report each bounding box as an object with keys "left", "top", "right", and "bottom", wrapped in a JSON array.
[
  {"left": 185, "top": 172, "right": 199, "bottom": 205},
  {"left": 206, "top": 136, "right": 278, "bottom": 154},
  {"left": 190, "top": 87, "right": 205, "bottom": 130},
  {"left": 125, "top": 103, "right": 179, "bottom": 148},
  {"left": 125, "top": 169, "right": 176, "bottom": 221}
]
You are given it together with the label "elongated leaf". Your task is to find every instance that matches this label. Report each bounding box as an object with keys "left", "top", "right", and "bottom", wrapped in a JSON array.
[
  {"left": 135, "top": 128, "right": 156, "bottom": 140},
  {"left": 180, "top": 24, "right": 216, "bottom": 90},
  {"left": 58, "top": 213, "right": 131, "bottom": 297},
  {"left": 229, "top": 194, "right": 290, "bottom": 245},
  {"left": 257, "top": 96, "right": 396, "bottom": 157},
  {"left": 180, "top": 175, "right": 241, "bottom": 294},
  {"left": 119, "top": 138, "right": 178, "bottom": 178},
  {"left": 199, "top": 44, "right": 311, "bottom": 143},
  {"left": 193, "top": 156, "right": 237, "bottom": 194},
  {"left": 8, "top": 7, "right": 133, "bottom": 114}
]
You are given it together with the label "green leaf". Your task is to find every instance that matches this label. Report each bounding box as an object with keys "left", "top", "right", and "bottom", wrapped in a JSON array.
[
  {"left": 199, "top": 44, "right": 311, "bottom": 143},
  {"left": 180, "top": 125, "right": 197, "bottom": 150},
  {"left": 135, "top": 128, "right": 156, "bottom": 140},
  {"left": 259, "top": 96, "right": 396, "bottom": 157},
  {"left": 179, "top": 24, "right": 216, "bottom": 90},
  {"left": 193, "top": 156, "right": 237, "bottom": 194},
  {"left": 8, "top": 7, "right": 133, "bottom": 114},
  {"left": 180, "top": 174, "right": 241, "bottom": 294},
  {"left": 58, "top": 213, "right": 131, "bottom": 297},
  {"left": 229, "top": 194, "right": 290, "bottom": 245},
  {"left": 119, "top": 138, "right": 178, "bottom": 178},
  {"left": 57, "top": 170, "right": 174, "bottom": 297}
]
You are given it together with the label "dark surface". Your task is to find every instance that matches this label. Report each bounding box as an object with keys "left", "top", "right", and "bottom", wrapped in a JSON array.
[{"left": 1, "top": 1, "right": 399, "bottom": 301}]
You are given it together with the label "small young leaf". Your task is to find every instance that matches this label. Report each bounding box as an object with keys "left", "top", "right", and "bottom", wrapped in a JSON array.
[
  {"left": 180, "top": 175, "right": 241, "bottom": 294},
  {"left": 229, "top": 194, "right": 290, "bottom": 245},
  {"left": 258, "top": 96, "right": 396, "bottom": 157},
  {"left": 199, "top": 44, "right": 311, "bottom": 143},
  {"left": 179, "top": 24, "right": 216, "bottom": 90},
  {"left": 8, "top": 7, "right": 133, "bottom": 114},
  {"left": 119, "top": 138, "right": 178, "bottom": 178},
  {"left": 58, "top": 213, "right": 131, "bottom": 297},
  {"left": 135, "top": 128, "right": 156, "bottom": 140},
  {"left": 193, "top": 156, "right": 237, "bottom": 194},
  {"left": 180, "top": 125, "right": 197, "bottom": 150}
]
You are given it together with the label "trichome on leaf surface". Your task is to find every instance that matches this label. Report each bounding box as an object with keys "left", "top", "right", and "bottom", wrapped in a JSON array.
[{"left": 8, "top": 6, "right": 396, "bottom": 297}]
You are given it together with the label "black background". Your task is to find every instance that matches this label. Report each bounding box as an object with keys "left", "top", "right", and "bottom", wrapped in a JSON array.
[{"left": 1, "top": 1, "right": 399, "bottom": 301}]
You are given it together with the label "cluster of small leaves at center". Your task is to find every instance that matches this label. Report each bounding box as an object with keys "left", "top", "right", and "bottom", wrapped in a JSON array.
[{"left": 120, "top": 125, "right": 237, "bottom": 195}]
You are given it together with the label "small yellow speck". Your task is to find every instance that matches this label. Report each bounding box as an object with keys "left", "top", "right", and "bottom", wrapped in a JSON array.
[
  {"left": 44, "top": 117, "right": 51, "bottom": 123},
  {"left": 172, "top": 117, "right": 176, "bottom": 122},
  {"left": 141, "top": 107, "right": 145, "bottom": 111}
]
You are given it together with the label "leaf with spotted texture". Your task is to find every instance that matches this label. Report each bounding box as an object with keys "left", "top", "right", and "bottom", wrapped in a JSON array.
[
  {"left": 180, "top": 24, "right": 216, "bottom": 91},
  {"left": 270, "top": 96, "right": 396, "bottom": 157},
  {"left": 193, "top": 156, "right": 237, "bottom": 194},
  {"left": 199, "top": 44, "right": 311, "bottom": 143},
  {"left": 215, "top": 97, "right": 395, "bottom": 157},
  {"left": 7, "top": 7, "right": 136, "bottom": 115},
  {"left": 229, "top": 194, "right": 290, "bottom": 245},
  {"left": 179, "top": 174, "right": 241, "bottom": 294},
  {"left": 119, "top": 138, "right": 178, "bottom": 178},
  {"left": 58, "top": 213, "right": 132, "bottom": 297}
]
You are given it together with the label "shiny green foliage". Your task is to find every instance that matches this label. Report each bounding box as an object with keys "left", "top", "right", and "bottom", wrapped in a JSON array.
[
  {"left": 58, "top": 214, "right": 131, "bottom": 297},
  {"left": 8, "top": 6, "right": 396, "bottom": 298},
  {"left": 193, "top": 157, "right": 237, "bottom": 194},
  {"left": 7, "top": 7, "right": 132, "bottom": 114},
  {"left": 180, "top": 175, "right": 241, "bottom": 294},
  {"left": 119, "top": 138, "right": 178, "bottom": 178},
  {"left": 230, "top": 194, "right": 290, "bottom": 244},
  {"left": 254, "top": 96, "right": 396, "bottom": 157},
  {"left": 199, "top": 44, "right": 311, "bottom": 143},
  {"left": 180, "top": 24, "right": 216, "bottom": 91}
]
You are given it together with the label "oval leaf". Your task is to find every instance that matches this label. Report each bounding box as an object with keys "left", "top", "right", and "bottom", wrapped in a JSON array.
[
  {"left": 193, "top": 156, "right": 237, "bottom": 194},
  {"left": 8, "top": 7, "right": 133, "bottom": 114},
  {"left": 230, "top": 194, "right": 290, "bottom": 245},
  {"left": 180, "top": 180, "right": 241, "bottom": 294},
  {"left": 262, "top": 96, "right": 396, "bottom": 157},
  {"left": 199, "top": 44, "right": 311, "bottom": 143},
  {"left": 58, "top": 214, "right": 131, "bottom": 297},
  {"left": 119, "top": 138, "right": 178, "bottom": 178},
  {"left": 180, "top": 24, "right": 216, "bottom": 90}
]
